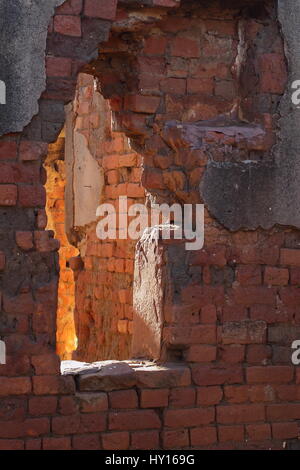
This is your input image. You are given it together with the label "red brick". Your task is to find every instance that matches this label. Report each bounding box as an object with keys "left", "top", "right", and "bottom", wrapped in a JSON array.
[
  {"left": 264, "top": 267, "right": 289, "bottom": 286},
  {"left": 162, "top": 429, "right": 189, "bottom": 449},
  {"left": 18, "top": 185, "right": 45, "bottom": 207},
  {"left": 153, "top": 0, "right": 179, "bottom": 6},
  {"left": 138, "top": 56, "right": 165, "bottom": 78},
  {"left": 0, "top": 355, "right": 31, "bottom": 377},
  {"left": 185, "top": 345, "right": 217, "bottom": 362},
  {"left": 247, "top": 366, "right": 294, "bottom": 384},
  {"left": 126, "top": 183, "right": 145, "bottom": 198},
  {"left": 19, "top": 141, "right": 48, "bottom": 162},
  {"left": 33, "top": 376, "right": 75, "bottom": 395},
  {"left": 54, "top": 15, "right": 81, "bottom": 37},
  {"left": 215, "top": 80, "right": 236, "bottom": 100},
  {"left": 275, "top": 385, "right": 298, "bottom": 401},
  {"left": 37, "top": 209, "right": 47, "bottom": 229},
  {"left": 197, "top": 386, "right": 223, "bottom": 406},
  {"left": 79, "top": 392, "right": 108, "bottom": 412},
  {"left": 205, "top": 20, "right": 237, "bottom": 36},
  {"left": 23, "top": 418, "right": 50, "bottom": 437},
  {"left": 117, "top": 319, "right": 128, "bottom": 334},
  {"left": 0, "top": 398, "right": 26, "bottom": 422},
  {"left": 0, "top": 422, "right": 23, "bottom": 438},
  {"left": 169, "top": 388, "right": 196, "bottom": 408},
  {"left": 171, "top": 37, "right": 200, "bottom": 58},
  {"left": 46, "top": 57, "right": 72, "bottom": 77},
  {"left": 221, "top": 320, "right": 266, "bottom": 345},
  {"left": 84, "top": 0, "right": 117, "bottom": 20},
  {"left": 280, "top": 248, "right": 300, "bottom": 266},
  {"left": 29, "top": 397, "right": 57, "bottom": 416},
  {"left": 249, "top": 304, "right": 283, "bottom": 323},
  {"left": 192, "top": 365, "right": 243, "bottom": 386},
  {"left": 31, "top": 354, "right": 60, "bottom": 375},
  {"left": 0, "top": 439, "right": 24, "bottom": 450},
  {"left": 59, "top": 396, "right": 78, "bottom": 415},
  {"left": 164, "top": 325, "right": 216, "bottom": 346},
  {"left": 224, "top": 385, "right": 249, "bottom": 404},
  {"left": 56, "top": 0, "right": 83, "bottom": 15},
  {"left": 236, "top": 265, "right": 262, "bottom": 286},
  {"left": 246, "top": 345, "right": 272, "bottom": 364},
  {"left": 124, "top": 94, "right": 160, "bottom": 114},
  {"left": 52, "top": 415, "right": 81, "bottom": 434},
  {"left": 189, "top": 245, "right": 226, "bottom": 267},
  {"left": 118, "top": 153, "right": 137, "bottom": 167},
  {"left": 109, "top": 390, "right": 138, "bottom": 409},
  {"left": 0, "top": 185, "right": 17, "bottom": 206},
  {"left": 247, "top": 423, "right": 271, "bottom": 441},
  {"left": 102, "top": 432, "right": 129, "bottom": 450},
  {"left": 248, "top": 385, "right": 275, "bottom": 403},
  {"left": 144, "top": 36, "right": 167, "bottom": 55},
  {"left": 0, "top": 141, "right": 17, "bottom": 160},
  {"left": 130, "top": 430, "right": 159, "bottom": 450},
  {"left": 103, "top": 154, "right": 119, "bottom": 170},
  {"left": 272, "top": 422, "right": 299, "bottom": 439},
  {"left": 181, "top": 285, "right": 225, "bottom": 308},
  {"left": 200, "top": 304, "right": 217, "bottom": 323},
  {"left": 34, "top": 231, "right": 60, "bottom": 252},
  {"left": 230, "top": 286, "right": 276, "bottom": 306},
  {"left": 160, "top": 78, "right": 186, "bottom": 94},
  {"left": 25, "top": 439, "right": 41, "bottom": 450},
  {"left": 219, "top": 345, "right": 245, "bottom": 363},
  {"left": 278, "top": 286, "right": 300, "bottom": 307},
  {"left": 187, "top": 78, "right": 214, "bottom": 94},
  {"left": 140, "top": 389, "right": 169, "bottom": 408},
  {"left": 0, "top": 377, "right": 31, "bottom": 396},
  {"left": 16, "top": 231, "right": 33, "bottom": 251},
  {"left": 107, "top": 170, "right": 119, "bottom": 185},
  {"left": 231, "top": 240, "right": 281, "bottom": 265},
  {"left": 0, "top": 162, "right": 41, "bottom": 184},
  {"left": 217, "top": 404, "right": 265, "bottom": 424},
  {"left": 142, "top": 168, "right": 164, "bottom": 189},
  {"left": 190, "top": 426, "right": 217, "bottom": 447},
  {"left": 218, "top": 425, "right": 244, "bottom": 442},
  {"left": 72, "top": 434, "right": 101, "bottom": 450},
  {"left": 43, "top": 437, "right": 71, "bottom": 450},
  {"left": 267, "top": 404, "right": 300, "bottom": 421},
  {"left": 0, "top": 251, "right": 5, "bottom": 270},
  {"left": 222, "top": 305, "right": 248, "bottom": 322},
  {"left": 290, "top": 267, "right": 300, "bottom": 285},
  {"left": 164, "top": 408, "right": 215, "bottom": 428},
  {"left": 259, "top": 53, "right": 287, "bottom": 94},
  {"left": 139, "top": 73, "right": 160, "bottom": 92},
  {"left": 109, "top": 410, "right": 161, "bottom": 431},
  {"left": 0, "top": 417, "right": 48, "bottom": 439},
  {"left": 80, "top": 412, "right": 107, "bottom": 433}
]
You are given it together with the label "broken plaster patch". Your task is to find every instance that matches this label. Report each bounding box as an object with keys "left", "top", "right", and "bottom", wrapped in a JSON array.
[{"left": 0, "top": 0, "right": 65, "bottom": 135}]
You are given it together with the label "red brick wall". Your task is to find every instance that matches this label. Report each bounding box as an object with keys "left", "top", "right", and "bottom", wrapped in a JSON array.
[{"left": 0, "top": 0, "right": 299, "bottom": 451}]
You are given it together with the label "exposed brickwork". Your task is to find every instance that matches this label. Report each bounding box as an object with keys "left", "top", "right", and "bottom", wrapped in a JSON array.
[
  {"left": 70, "top": 73, "right": 145, "bottom": 361},
  {"left": 45, "top": 134, "right": 79, "bottom": 359},
  {"left": 0, "top": 0, "right": 299, "bottom": 451}
]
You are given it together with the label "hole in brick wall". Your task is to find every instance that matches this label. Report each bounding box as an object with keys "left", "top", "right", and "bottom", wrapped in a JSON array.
[
  {"left": 45, "top": 129, "right": 79, "bottom": 360},
  {"left": 45, "top": 73, "right": 145, "bottom": 363},
  {"left": 42, "top": 0, "right": 283, "bottom": 368}
]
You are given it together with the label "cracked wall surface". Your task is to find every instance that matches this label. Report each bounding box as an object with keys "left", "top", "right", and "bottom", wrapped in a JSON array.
[
  {"left": 0, "top": 0, "right": 65, "bottom": 135},
  {"left": 201, "top": 0, "right": 300, "bottom": 231},
  {"left": 1, "top": 0, "right": 300, "bottom": 451}
]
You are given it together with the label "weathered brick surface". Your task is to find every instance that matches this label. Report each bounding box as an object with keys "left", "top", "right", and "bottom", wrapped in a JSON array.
[{"left": 0, "top": 0, "right": 298, "bottom": 452}]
